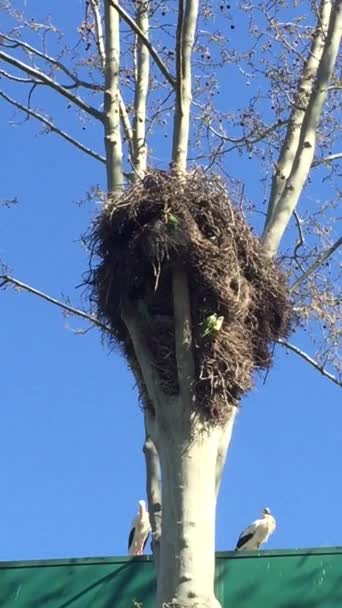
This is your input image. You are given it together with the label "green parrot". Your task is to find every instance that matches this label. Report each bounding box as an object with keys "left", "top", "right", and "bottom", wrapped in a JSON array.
[
  {"left": 200, "top": 313, "right": 224, "bottom": 338},
  {"left": 167, "top": 213, "right": 178, "bottom": 226}
]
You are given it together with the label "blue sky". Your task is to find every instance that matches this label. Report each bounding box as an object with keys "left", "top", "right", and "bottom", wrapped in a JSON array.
[{"left": 0, "top": 1, "right": 341, "bottom": 562}]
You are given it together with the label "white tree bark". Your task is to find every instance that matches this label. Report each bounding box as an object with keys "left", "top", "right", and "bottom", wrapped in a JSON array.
[
  {"left": 262, "top": 0, "right": 342, "bottom": 257},
  {"left": 172, "top": 0, "right": 199, "bottom": 173},
  {"left": 263, "top": 0, "right": 333, "bottom": 229},
  {"left": 156, "top": 407, "right": 236, "bottom": 608},
  {"left": 133, "top": 0, "right": 149, "bottom": 179},
  {"left": 104, "top": 0, "right": 124, "bottom": 194}
]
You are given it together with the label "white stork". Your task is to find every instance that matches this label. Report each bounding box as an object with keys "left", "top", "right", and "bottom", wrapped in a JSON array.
[
  {"left": 128, "top": 500, "right": 151, "bottom": 556},
  {"left": 234, "top": 507, "right": 276, "bottom": 551}
]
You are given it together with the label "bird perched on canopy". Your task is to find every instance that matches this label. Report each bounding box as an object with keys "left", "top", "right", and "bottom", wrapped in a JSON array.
[
  {"left": 200, "top": 313, "right": 224, "bottom": 338},
  {"left": 234, "top": 507, "right": 276, "bottom": 551},
  {"left": 128, "top": 500, "right": 151, "bottom": 556}
]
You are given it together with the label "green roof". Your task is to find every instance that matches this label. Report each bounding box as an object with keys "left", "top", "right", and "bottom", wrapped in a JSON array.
[{"left": 1, "top": 548, "right": 342, "bottom": 607}]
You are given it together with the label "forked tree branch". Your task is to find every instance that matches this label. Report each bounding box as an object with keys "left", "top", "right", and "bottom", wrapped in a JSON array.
[
  {"left": 0, "top": 90, "right": 106, "bottom": 163},
  {"left": 278, "top": 339, "right": 341, "bottom": 387},
  {"left": 109, "top": 0, "right": 175, "bottom": 87},
  {"left": 262, "top": 0, "right": 342, "bottom": 257},
  {"left": 0, "top": 50, "right": 103, "bottom": 119}
]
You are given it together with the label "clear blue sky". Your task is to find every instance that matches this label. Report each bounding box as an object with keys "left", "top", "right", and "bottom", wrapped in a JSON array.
[{"left": 0, "top": 1, "right": 341, "bottom": 562}]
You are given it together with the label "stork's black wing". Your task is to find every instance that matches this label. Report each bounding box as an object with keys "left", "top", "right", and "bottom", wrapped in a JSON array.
[
  {"left": 128, "top": 527, "right": 135, "bottom": 551},
  {"left": 235, "top": 532, "right": 254, "bottom": 550}
]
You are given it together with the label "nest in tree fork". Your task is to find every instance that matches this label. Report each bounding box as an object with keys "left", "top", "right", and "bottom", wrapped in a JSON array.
[{"left": 86, "top": 170, "right": 293, "bottom": 422}]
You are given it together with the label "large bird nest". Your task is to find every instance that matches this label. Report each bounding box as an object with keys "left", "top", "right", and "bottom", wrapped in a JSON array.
[{"left": 85, "top": 170, "right": 293, "bottom": 422}]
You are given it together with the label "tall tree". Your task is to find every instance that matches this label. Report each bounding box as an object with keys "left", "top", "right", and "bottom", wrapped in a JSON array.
[{"left": 0, "top": 2, "right": 341, "bottom": 607}]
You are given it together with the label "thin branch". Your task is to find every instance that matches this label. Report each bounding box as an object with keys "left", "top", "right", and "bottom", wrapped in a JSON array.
[
  {"left": 262, "top": 0, "right": 342, "bottom": 257},
  {"left": 132, "top": 0, "right": 149, "bottom": 179},
  {"left": 207, "top": 119, "right": 287, "bottom": 146},
  {"left": 291, "top": 236, "right": 342, "bottom": 291},
  {"left": 104, "top": 0, "right": 124, "bottom": 194},
  {"left": 0, "top": 90, "right": 106, "bottom": 163},
  {"left": 278, "top": 339, "right": 341, "bottom": 387},
  {"left": 312, "top": 152, "right": 342, "bottom": 166},
  {"left": 292, "top": 210, "right": 305, "bottom": 265},
  {"left": 89, "top": 0, "right": 106, "bottom": 69},
  {"left": 119, "top": 92, "right": 134, "bottom": 159},
  {"left": 0, "top": 34, "right": 101, "bottom": 90},
  {"left": 172, "top": 267, "right": 195, "bottom": 407},
  {"left": 143, "top": 422, "right": 162, "bottom": 565},
  {"left": 0, "top": 68, "right": 37, "bottom": 83},
  {"left": 109, "top": 0, "right": 175, "bottom": 88},
  {"left": 0, "top": 274, "right": 112, "bottom": 334},
  {"left": 0, "top": 50, "right": 102, "bottom": 119}
]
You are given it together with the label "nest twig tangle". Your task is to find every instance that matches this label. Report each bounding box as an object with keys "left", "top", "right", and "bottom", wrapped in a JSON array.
[{"left": 86, "top": 170, "right": 293, "bottom": 422}]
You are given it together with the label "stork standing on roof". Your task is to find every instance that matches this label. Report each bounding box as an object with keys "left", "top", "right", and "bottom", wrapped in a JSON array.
[
  {"left": 128, "top": 500, "right": 151, "bottom": 556},
  {"left": 235, "top": 507, "right": 276, "bottom": 551}
]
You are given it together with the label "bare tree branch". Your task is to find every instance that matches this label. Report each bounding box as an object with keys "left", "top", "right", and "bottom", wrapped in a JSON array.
[
  {"left": 0, "top": 90, "right": 106, "bottom": 163},
  {"left": 278, "top": 338, "right": 341, "bottom": 387},
  {"left": 312, "top": 152, "right": 342, "bottom": 166},
  {"left": 262, "top": 0, "right": 342, "bottom": 257},
  {"left": 88, "top": 2, "right": 133, "bottom": 164},
  {"left": 172, "top": 0, "right": 199, "bottom": 173},
  {"left": 0, "top": 274, "right": 112, "bottom": 333},
  {"left": 291, "top": 236, "right": 342, "bottom": 291},
  {"left": 0, "top": 33, "right": 101, "bottom": 90},
  {"left": 104, "top": 0, "right": 124, "bottom": 194},
  {"left": 143, "top": 418, "right": 162, "bottom": 565},
  {"left": 110, "top": 0, "right": 175, "bottom": 88},
  {"left": 263, "top": 0, "right": 333, "bottom": 229},
  {"left": 132, "top": 0, "right": 149, "bottom": 179},
  {"left": 89, "top": 0, "right": 106, "bottom": 69},
  {"left": 0, "top": 68, "right": 36, "bottom": 83},
  {"left": 0, "top": 50, "right": 103, "bottom": 119},
  {"left": 119, "top": 92, "right": 134, "bottom": 158}
]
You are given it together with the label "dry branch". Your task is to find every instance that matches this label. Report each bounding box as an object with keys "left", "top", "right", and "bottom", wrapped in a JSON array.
[
  {"left": 278, "top": 339, "right": 341, "bottom": 387},
  {"left": 291, "top": 236, "right": 342, "bottom": 291},
  {"left": 0, "top": 50, "right": 102, "bottom": 119},
  {"left": 0, "top": 90, "right": 105, "bottom": 163},
  {"left": 0, "top": 274, "right": 111, "bottom": 333}
]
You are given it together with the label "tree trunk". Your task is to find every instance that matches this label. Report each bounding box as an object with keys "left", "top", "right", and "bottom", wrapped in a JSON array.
[{"left": 155, "top": 407, "right": 236, "bottom": 608}]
